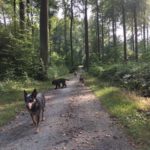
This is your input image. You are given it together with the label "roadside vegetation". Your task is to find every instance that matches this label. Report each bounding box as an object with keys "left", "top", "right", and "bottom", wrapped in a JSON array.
[
  {"left": 0, "top": 79, "right": 50, "bottom": 127},
  {"left": 86, "top": 65, "right": 150, "bottom": 150},
  {"left": 0, "top": 60, "right": 69, "bottom": 127},
  {"left": 89, "top": 62, "right": 150, "bottom": 97},
  {"left": 1, "top": 0, "right": 150, "bottom": 148}
]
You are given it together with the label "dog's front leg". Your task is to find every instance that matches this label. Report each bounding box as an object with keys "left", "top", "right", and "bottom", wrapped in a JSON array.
[
  {"left": 30, "top": 113, "right": 36, "bottom": 126},
  {"left": 41, "top": 109, "right": 45, "bottom": 121},
  {"left": 36, "top": 114, "right": 40, "bottom": 133},
  {"left": 32, "top": 115, "right": 39, "bottom": 133}
]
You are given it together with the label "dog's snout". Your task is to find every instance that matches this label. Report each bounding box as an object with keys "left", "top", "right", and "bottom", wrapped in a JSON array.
[{"left": 28, "top": 102, "right": 33, "bottom": 109}]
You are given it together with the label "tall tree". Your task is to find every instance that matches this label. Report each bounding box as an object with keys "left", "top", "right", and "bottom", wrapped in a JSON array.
[
  {"left": 26, "top": 0, "right": 30, "bottom": 26},
  {"left": 84, "top": 0, "right": 89, "bottom": 70},
  {"left": 100, "top": 1, "right": 104, "bottom": 59},
  {"left": 142, "top": 0, "right": 146, "bottom": 51},
  {"left": 122, "top": 0, "right": 127, "bottom": 62},
  {"left": 95, "top": 0, "right": 100, "bottom": 59},
  {"left": 19, "top": 0, "right": 25, "bottom": 30},
  {"left": 13, "top": 0, "right": 16, "bottom": 32},
  {"left": 111, "top": 0, "right": 117, "bottom": 48},
  {"left": 40, "top": 0, "right": 49, "bottom": 72},
  {"left": 63, "top": 0, "right": 68, "bottom": 60},
  {"left": 133, "top": 2, "right": 138, "bottom": 61},
  {"left": 70, "top": 0, "right": 74, "bottom": 67}
]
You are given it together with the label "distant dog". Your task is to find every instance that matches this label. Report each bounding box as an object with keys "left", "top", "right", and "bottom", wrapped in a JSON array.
[
  {"left": 52, "top": 78, "right": 69, "bottom": 89},
  {"left": 24, "top": 89, "right": 45, "bottom": 133},
  {"left": 79, "top": 75, "right": 84, "bottom": 84},
  {"left": 74, "top": 71, "right": 78, "bottom": 77}
]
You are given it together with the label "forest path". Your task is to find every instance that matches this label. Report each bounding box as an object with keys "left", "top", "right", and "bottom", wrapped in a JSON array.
[{"left": 0, "top": 77, "right": 135, "bottom": 150}]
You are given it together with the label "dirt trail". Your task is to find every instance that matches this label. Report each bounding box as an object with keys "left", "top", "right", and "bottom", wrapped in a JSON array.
[{"left": 0, "top": 77, "right": 135, "bottom": 150}]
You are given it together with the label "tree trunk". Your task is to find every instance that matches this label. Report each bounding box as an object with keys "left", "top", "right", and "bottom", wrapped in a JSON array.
[
  {"left": 101, "top": 12, "right": 104, "bottom": 59},
  {"left": 122, "top": 0, "right": 127, "bottom": 62},
  {"left": 112, "top": 1, "right": 116, "bottom": 48},
  {"left": 40, "top": 0, "right": 49, "bottom": 71},
  {"left": 26, "top": 0, "right": 30, "bottom": 26},
  {"left": 133, "top": 6, "right": 138, "bottom": 61},
  {"left": 84, "top": 0, "right": 89, "bottom": 71},
  {"left": 63, "top": 0, "right": 68, "bottom": 61},
  {"left": 13, "top": 0, "right": 16, "bottom": 32},
  {"left": 96, "top": 0, "right": 101, "bottom": 59},
  {"left": 131, "top": 18, "right": 135, "bottom": 52},
  {"left": 70, "top": 0, "right": 74, "bottom": 67},
  {"left": 19, "top": 0, "right": 25, "bottom": 30},
  {"left": 143, "top": 5, "right": 146, "bottom": 51},
  {"left": 30, "top": 0, "right": 35, "bottom": 36},
  {"left": 147, "top": 23, "right": 149, "bottom": 49},
  {"left": 108, "top": 21, "right": 111, "bottom": 46}
]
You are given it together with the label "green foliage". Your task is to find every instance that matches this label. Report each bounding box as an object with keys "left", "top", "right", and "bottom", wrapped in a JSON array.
[
  {"left": 0, "top": 51, "right": 69, "bottom": 126},
  {"left": 89, "top": 62, "right": 150, "bottom": 97},
  {"left": 89, "top": 53, "right": 100, "bottom": 65},
  {"left": 0, "top": 29, "right": 40, "bottom": 80},
  {"left": 0, "top": 79, "right": 51, "bottom": 126},
  {"left": 86, "top": 75, "right": 150, "bottom": 150},
  {"left": 103, "top": 45, "right": 122, "bottom": 63},
  {"left": 50, "top": 52, "right": 65, "bottom": 65},
  {"left": 48, "top": 65, "right": 69, "bottom": 79},
  {"left": 48, "top": 52, "right": 69, "bottom": 79}
]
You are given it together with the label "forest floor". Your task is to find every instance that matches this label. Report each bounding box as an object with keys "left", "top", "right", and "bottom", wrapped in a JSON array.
[{"left": 0, "top": 76, "right": 136, "bottom": 150}]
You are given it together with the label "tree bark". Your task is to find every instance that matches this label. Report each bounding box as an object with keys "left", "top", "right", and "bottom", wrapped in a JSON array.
[
  {"left": 26, "top": 0, "right": 30, "bottom": 26},
  {"left": 122, "top": 0, "right": 127, "bottom": 62},
  {"left": 40, "top": 0, "right": 49, "bottom": 71},
  {"left": 63, "top": 0, "right": 68, "bottom": 61},
  {"left": 13, "top": 0, "right": 16, "bottom": 32},
  {"left": 133, "top": 6, "right": 138, "bottom": 61},
  {"left": 19, "top": 0, "right": 25, "bottom": 30},
  {"left": 96, "top": 0, "right": 101, "bottom": 59},
  {"left": 147, "top": 23, "right": 149, "bottom": 49},
  {"left": 101, "top": 12, "right": 104, "bottom": 59},
  {"left": 143, "top": 4, "right": 146, "bottom": 51},
  {"left": 84, "top": 0, "right": 89, "bottom": 71},
  {"left": 131, "top": 18, "right": 135, "bottom": 52},
  {"left": 112, "top": 1, "right": 116, "bottom": 48},
  {"left": 70, "top": 0, "right": 74, "bottom": 67}
]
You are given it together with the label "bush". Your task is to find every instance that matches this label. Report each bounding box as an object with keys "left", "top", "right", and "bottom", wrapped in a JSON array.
[
  {"left": 89, "top": 62, "right": 150, "bottom": 97},
  {"left": 48, "top": 65, "right": 69, "bottom": 79},
  {"left": 0, "top": 29, "right": 38, "bottom": 80}
]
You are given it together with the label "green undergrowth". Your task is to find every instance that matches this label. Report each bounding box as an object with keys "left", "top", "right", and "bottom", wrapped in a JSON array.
[
  {"left": 0, "top": 79, "right": 51, "bottom": 127},
  {"left": 0, "top": 60, "right": 69, "bottom": 127},
  {"left": 85, "top": 74, "right": 150, "bottom": 150},
  {"left": 89, "top": 62, "right": 150, "bottom": 97}
]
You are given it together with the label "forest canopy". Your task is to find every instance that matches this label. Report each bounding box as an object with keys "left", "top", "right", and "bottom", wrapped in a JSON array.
[{"left": 0, "top": 0, "right": 150, "bottom": 81}]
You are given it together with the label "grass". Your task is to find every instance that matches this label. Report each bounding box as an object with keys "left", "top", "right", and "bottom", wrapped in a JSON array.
[
  {"left": 0, "top": 79, "right": 51, "bottom": 127},
  {"left": 85, "top": 74, "right": 150, "bottom": 150}
]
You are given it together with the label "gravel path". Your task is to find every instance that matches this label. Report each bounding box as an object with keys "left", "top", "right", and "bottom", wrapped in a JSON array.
[{"left": 0, "top": 77, "right": 135, "bottom": 150}]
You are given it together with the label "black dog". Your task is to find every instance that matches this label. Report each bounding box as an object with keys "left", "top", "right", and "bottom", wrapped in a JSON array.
[
  {"left": 24, "top": 89, "right": 45, "bottom": 133},
  {"left": 52, "top": 78, "right": 69, "bottom": 89},
  {"left": 79, "top": 75, "right": 84, "bottom": 84}
]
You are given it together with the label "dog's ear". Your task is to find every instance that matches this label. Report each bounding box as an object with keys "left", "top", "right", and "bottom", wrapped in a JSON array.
[
  {"left": 24, "top": 90, "right": 27, "bottom": 101},
  {"left": 24, "top": 90, "right": 27, "bottom": 97},
  {"left": 32, "top": 89, "right": 37, "bottom": 98}
]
